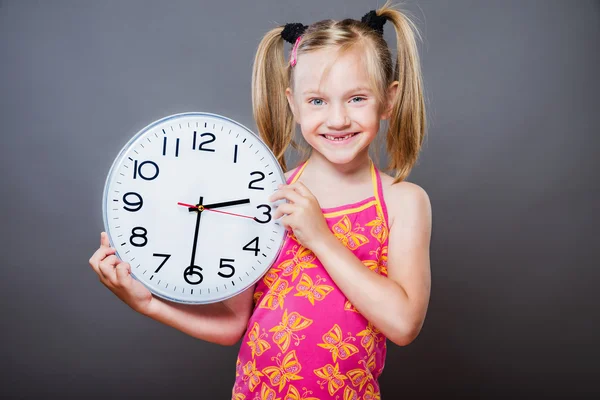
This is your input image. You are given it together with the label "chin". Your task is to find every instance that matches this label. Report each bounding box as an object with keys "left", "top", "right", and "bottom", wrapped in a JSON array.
[
  {"left": 317, "top": 149, "right": 365, "bottom": 165},
  {"left": 325, "top": 154, "right": 357, "bottom": 165}
]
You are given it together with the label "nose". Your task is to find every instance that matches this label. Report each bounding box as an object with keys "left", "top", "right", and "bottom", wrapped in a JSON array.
[{"left": 326, "top": 102, "right": 351, "bottom": 130}]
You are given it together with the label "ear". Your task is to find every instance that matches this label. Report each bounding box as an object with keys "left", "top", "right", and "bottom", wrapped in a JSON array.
[
  {"left": 285, "top": 87, "right": 298, "bottom": 121},
  {"left": 381, "top": 81, "right": 399, "bottom": 120}
]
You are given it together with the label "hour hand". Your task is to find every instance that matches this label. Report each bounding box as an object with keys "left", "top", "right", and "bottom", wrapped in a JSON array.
[{"left": 203, "top": 198, "right": 250, "bottom": 210}]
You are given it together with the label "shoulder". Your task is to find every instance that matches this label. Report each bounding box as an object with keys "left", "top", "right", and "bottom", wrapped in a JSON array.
[{"left": 378, "top": 172, "right": 432, "bottom": 230}]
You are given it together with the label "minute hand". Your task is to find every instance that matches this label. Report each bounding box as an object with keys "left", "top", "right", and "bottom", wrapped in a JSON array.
[{"left": 203, "top": 198, "right": 250, "bottom": 209}]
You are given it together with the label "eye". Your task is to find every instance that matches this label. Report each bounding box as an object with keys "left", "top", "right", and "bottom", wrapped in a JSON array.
[
  {"left": 350, "top": 97, "right": 366, "bottom": 103},
  {"left": 309, "top": 98, "right": 325, "bottom": 106}
]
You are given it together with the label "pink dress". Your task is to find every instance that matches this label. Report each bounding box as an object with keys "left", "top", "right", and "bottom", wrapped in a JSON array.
[{"left": 232, "top": 158, "right": 390, "bottom": 400}]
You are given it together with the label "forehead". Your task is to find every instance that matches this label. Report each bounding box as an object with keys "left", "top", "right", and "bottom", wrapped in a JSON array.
[{"left": 292, "top": 47, "right": 371, "bottom": 94}]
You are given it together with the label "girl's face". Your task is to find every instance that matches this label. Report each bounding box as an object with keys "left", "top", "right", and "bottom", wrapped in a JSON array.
[{"left": 286, "top": 46, "right": 395, "bottom": 166}]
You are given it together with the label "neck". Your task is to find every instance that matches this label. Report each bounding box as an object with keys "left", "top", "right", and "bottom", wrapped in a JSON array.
[{"left": 303, "top": 150, "right": 372, "bottom": 186}]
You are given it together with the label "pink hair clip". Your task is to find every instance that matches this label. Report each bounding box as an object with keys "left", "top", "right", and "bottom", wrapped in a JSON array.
[{"left": 290, "top": 36, "right": 302, "bottom": 67}]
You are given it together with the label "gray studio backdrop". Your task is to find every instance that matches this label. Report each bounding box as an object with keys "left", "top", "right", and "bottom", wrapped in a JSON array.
[{"left": 1, "top": 0, "right": 598, "bottom": 398}]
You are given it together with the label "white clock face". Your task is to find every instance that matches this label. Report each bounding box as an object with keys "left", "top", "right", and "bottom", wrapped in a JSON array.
[{"left": 102, "top": 112, "right": 287, "bottom": 304}]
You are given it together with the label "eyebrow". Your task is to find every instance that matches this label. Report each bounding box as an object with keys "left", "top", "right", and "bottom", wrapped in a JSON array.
[{"left": 302, "top": 86, "right": 373, "bottom": 96}]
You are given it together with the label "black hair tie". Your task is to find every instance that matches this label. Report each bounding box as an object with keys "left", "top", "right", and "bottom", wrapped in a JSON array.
[
  {"left": 281, "top": 23, "right": 308, "bottom": 44},
  {"left": 361, "top": 10, "right": 387, "bottom": 35},
  {"left": 281, "top": 10, "right": 385, "bottom": 43}
]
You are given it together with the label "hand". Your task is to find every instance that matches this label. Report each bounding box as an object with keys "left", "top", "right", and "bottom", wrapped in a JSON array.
[
  {"left": 88, "top": 232, "right": 153, "bottom": 315},
  {"left": 268, "top": 181, "right": 331, "bottom": 250}
]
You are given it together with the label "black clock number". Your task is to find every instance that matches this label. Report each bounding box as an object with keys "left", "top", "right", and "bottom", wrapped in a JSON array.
[
  {"left": 217, "top": 258, "right": 236, "bottom": 278},
  {"left": 254, "top": 204, "right": 272, "bottom": 224},
  {"left": 193, "top": 131, "right": 216, "bottom": 152},
  {"left": 133, "top": 160, "right": 159, "bottom": 180},
  {"left": 122, "top": 192, "right": 143, "bottom": 212},
  {"left": 162, "top": 137, "right": 180, "bottom": 157},
  {"left": 248, "top": 171, "right": 265, "bottom": 190},
  {"left": 184, "top": 265, "right": 203, "bottom": 285},
  {"left": 243, "top": 236, "right": 260, "bottom": 257},
  {"left": 153, "top": 253, "right": 171, "bottom": 273},
  {"left": 130, "top": 227, "right": 148, "bottom": 247}
]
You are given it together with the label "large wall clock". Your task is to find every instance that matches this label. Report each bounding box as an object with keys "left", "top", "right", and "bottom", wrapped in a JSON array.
[{"left": 102, "top": 112, "right": 287, "bottom": 304}]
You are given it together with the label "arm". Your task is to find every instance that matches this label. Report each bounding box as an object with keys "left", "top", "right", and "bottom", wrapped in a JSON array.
[
  {"left": 90, "top": 232, "right": 256, "bottom": 346},
  {"left": 144, "top": 283, "right": 255, "bottom": 346},
  {"left": 311, "top": 184, "right": 432, "bottom": 346}
]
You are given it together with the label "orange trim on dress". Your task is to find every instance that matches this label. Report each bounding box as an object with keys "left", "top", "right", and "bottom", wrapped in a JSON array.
[
  {"left": 371, "top": 159, "right": 387, "bottom": 230},
  {"left": 289, "top": 159, "right": 309, "bottom": 184}
]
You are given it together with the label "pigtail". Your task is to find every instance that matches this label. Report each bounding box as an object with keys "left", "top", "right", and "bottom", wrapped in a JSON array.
[
  {"left": 251, "top": 27, "right": 296, "bottom": 172},
  {"left": 377, "top": 3, "right": 427, "bottom": 183}
]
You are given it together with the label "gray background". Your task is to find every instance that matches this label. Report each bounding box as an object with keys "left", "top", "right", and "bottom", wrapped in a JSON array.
[{"left": 1, "top": 0, "right": 598, "bottom": 398}]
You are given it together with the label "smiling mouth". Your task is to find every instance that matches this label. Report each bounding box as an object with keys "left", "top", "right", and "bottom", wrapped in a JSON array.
[{"left": 321, "top": 132, "right": 359, "bottom": 141}]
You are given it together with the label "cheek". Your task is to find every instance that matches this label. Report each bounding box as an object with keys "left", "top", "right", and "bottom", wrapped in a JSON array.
[
  {"left": 352, "top": 107, "right": 381, "bottom": 129},
  {"left": 299, "top": 110, "right": 323, "bottom": 131}
]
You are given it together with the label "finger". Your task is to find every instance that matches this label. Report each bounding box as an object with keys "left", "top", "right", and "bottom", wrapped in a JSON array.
[
  {"left": 101, "top": 232, "right": 111, "bottom": 248},
  {"left": 98, "top": 254, "right": 119, "bottom": 280},
  {"left": 279, "top": 214, "right": 292, "bottom": 230},
  {"left": 89, "top": 246, "right": 116, "bottom": 272},
  {"left": 273, "top": 202, "right": 295, "bottom": 220},
  {"left": 289, "top": 180, "right": 315, "bottom": 198},
  {"left": 115, "top": 261, "right": 131, "bottom": 285},
  {"left": 269, "top": 187, "right": 305, "bottom": 204}
]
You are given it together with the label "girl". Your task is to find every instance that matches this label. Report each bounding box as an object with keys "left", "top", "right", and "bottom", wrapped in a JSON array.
[{"left": 89, "top": 2, "right": 431, "bottom": 399}]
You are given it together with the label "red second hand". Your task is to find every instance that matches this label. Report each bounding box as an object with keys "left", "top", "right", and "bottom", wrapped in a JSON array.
[
  {"left": 177, "top": 202, "right": 198, "bottom": 208},
  {"left": 176, "top": 202, "right": 255, "bottom": 220}
]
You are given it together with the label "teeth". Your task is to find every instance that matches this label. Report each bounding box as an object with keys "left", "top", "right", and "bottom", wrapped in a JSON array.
[{"left": 325, "top": 133, "right": 355, "bottom": 141}]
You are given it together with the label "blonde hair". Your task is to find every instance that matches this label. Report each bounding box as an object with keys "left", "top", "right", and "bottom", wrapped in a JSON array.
[{"left": 252, "top": 1, "right": 426, "bottom": 183}]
